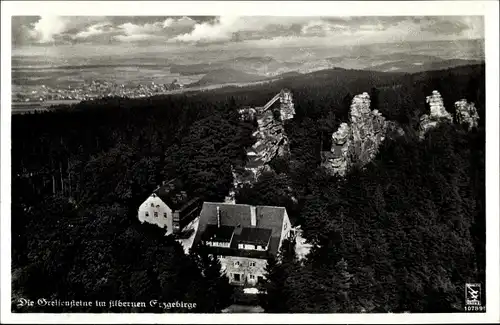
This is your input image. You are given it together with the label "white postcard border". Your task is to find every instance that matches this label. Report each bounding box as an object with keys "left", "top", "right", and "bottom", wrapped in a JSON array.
[{"left": 1, "top": 1, "right": 499, "bottom": 323}]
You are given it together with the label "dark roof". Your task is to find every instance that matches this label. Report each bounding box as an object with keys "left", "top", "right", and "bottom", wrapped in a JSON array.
[
  {"left": 238, "top": 227, "right": 272, "bottom": 246},
  {"left": 194, "top": 202, "right": 287, "bottom": 256},
  {"left": 153, "top": 178, "right": 196, "bottom": 211},
  {"left": 201, "top": 225, "right": 235, "bottom": 243}
]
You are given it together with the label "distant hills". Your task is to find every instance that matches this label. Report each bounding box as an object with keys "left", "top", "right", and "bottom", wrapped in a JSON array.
[
  {"left": 173, "top": 39, "right": 484, "bottom": 87},
  {"left": 186, "top": 68, "right": 268, "bottom": 87},
  {"left": 370, "top": 58, "right": 484, "bottom": 73},
  {"left": 170, "top": 56, "right": 302, "bottom": 78},
  {"left": 182, "top": 53, "right": 483, "bottom": 88},
  {"left": 185, "top": 68, "right": 305, "bottom": 88}
]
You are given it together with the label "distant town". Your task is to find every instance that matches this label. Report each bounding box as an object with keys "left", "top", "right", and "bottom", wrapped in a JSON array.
[{"left": 12, "top": 79, "right": 184, "bottom": 103}]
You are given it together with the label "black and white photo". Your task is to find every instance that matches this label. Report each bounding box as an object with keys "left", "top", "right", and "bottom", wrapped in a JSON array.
[{"left": 1, "top": 1, "right": 499, "bottom": 323}]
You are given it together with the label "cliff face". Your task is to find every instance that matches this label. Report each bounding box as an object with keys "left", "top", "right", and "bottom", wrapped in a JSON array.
[
  {"left": 350, "top": 93, "right": 387, "bottom": 165},
  {"left": 418, "top": 90, "right": 453, "bottom": 139},
  {"left": 322, "top": 92, "right": 393, "bottom": 176},
  {"left": 455, "top": 99, "right": 479, "bottom": 130},
  {"left": 232, "top": 89, "right": 296, "bottom": 191}
]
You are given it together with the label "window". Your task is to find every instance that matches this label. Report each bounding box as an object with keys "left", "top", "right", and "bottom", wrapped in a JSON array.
[
  {"left": 145, "top": 212, "right": 149, "bottom": 217},
  {"left": 151, "top": 203, "right": 154, "bottom": 207},
  {"left": 233, "top": 273, "right": 241, "bottom": 281},
  {"left": 254, "top": 245, "right": 258, "bottom": 250},
  {"left": 234, "top": 261, "right": 241, "bottom": 268},
  {"left": 249, "top": 261, "right": 256, "bottom": 267},
  {"left": 154, "top": 212, "right": 158, "bottom": 218},
  {"left": 163, "top": 213, "right": 167, "bottom": 218},
  {"left": 249, "top": 274, "right": 255, "bottom": 280},
  {"left": 156, "top": 205, "right": 160, "bottom": 208}
]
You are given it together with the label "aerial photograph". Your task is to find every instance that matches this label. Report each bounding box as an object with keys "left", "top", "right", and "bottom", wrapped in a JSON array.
[{"left": 7, "top": 10, "right": 489, "bottom": 316}]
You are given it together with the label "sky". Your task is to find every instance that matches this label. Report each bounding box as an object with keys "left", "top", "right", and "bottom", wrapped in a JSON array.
[{"left": 12, "top": 15, "right": 484, "bottom": 53}]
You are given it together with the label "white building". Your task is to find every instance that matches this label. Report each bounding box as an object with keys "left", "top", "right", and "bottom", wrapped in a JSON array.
[{"left": 138, "top": 179, "right": 201, "bottom": 236}]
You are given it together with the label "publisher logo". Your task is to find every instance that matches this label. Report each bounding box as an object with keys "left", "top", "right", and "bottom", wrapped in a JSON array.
[{"left": 465, "top": 283, "right": 481, "bottom": 306}]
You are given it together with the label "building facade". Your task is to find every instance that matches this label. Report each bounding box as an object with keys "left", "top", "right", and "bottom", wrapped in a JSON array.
[
  {"left": 138, "top": 179, "right": 201, "bottom": 236},
  {"left": 138, "top": 193, "right": 174, "bottom": 232},
  {"left": 192, "top": 202, "right": 293, "bottom": 287}
]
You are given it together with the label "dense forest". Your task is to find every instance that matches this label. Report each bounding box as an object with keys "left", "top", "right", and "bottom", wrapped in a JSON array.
[{"left": 11, "top": 64, "right": 485, "bottom": 313}]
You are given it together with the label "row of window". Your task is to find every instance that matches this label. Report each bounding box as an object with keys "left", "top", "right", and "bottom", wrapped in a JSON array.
[
  {"left": 150, "top": 203, "right": 160, "bottom": 208},
  {"left": 206, "top": 241, "right": 230, "bottom": 248},
  {"left": 237, "top": 243, "right": 267, "bottom": 251},
  {"left": 145, "top": 211, "right": 167, "bottom": 218},
  {"left": 232, "top": 273, "right": 264, "bottom": 282},
  {"left": 233, "top": 260, "right": 256, "bottom": 268}
]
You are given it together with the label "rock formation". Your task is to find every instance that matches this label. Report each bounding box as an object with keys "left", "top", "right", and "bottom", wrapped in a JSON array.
[
  {"left": 322, "top": 90, "right": 478, "bottom": 177},
  {"left": 321, "top": 123, "right": 351, "bottom": 176},
  {"left": 322, "top": 92, "right": 393, "bottom": 176},
  {"left": 418, "top": 90, "right": 453, "bottom": 139},
  {"left": 280, "top": 89, "right": 295, "bottom": 120},
  {"left": 455, "top": 99, "right": 479, "bottom": 130},
  {"left": 231, "top": 89, "right": 296, "bottom": 192}
]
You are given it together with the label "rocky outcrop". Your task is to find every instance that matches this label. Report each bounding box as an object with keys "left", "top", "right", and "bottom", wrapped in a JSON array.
[
  {"left": 350, "top": 93, "right": 387, "bottom": 165},
  {"left": 455, "top": 99, "right": 479, "bottom": 130},
  {"left": 321, "top": 90, "right": 478, "bottom": 177},
  {"left": 322, "top": 92, "right": 392, "bottom": 176},
  {"left": 231, "top": 90, "right": 295, "bottom": 192},
  {"left": 280, "top": 89, "right": 295, "bottom": 121},
  {"left": 321, "top": 122, "right": 351, "bottom": 176},
  {"left": 419, "top": 90, "right": 453, "bottom": 139}
]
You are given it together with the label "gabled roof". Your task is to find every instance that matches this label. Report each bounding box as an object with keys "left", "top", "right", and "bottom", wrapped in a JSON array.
[
  {"left": 193, "top": 202, "right": 287, "bottom": 257},
  {"left": 239, "top": 227, "right": 272, "bottom": 246},
  {"left": 201, "top": 225, "right": 235, "bottom": 243},
  {"left": 153, "top": 178, "right": 199, "bottom": 211}
]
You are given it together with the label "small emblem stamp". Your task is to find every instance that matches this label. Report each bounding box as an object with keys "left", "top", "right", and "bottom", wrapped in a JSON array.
[{"left": 465, "top": 283, "right": 483, "bottom": 309}]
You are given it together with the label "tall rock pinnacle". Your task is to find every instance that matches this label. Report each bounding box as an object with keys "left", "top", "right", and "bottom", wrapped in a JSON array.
[
  {"left": 419, "top": 90, "right": 453, "bottom": 139},
  {"left": 322, "top": 92, "right": 391, "bottom": 176}
]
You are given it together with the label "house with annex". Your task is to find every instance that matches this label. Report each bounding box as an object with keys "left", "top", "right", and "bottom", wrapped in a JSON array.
[
  {"left": 138, "top": 178, "right": 201, "bottom": 235},
  {"left": 192, "top": 202, "right": 293, "bottom": 288}
]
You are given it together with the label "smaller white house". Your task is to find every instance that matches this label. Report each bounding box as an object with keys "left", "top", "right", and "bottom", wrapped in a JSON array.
[
  {"left": 138, "top": 179, "right": 201, "bottom": 236},
  {"left": 138, "top": 192, "right": 174, "bottom": 234}
]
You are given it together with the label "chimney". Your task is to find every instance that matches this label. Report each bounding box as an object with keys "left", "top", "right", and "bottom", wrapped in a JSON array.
[
  {"left": 217, "top": 206, "right": 221, "bottom": 228},
  {"left": 250, "top": 206, "right": 257, "bottom": 227}
]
